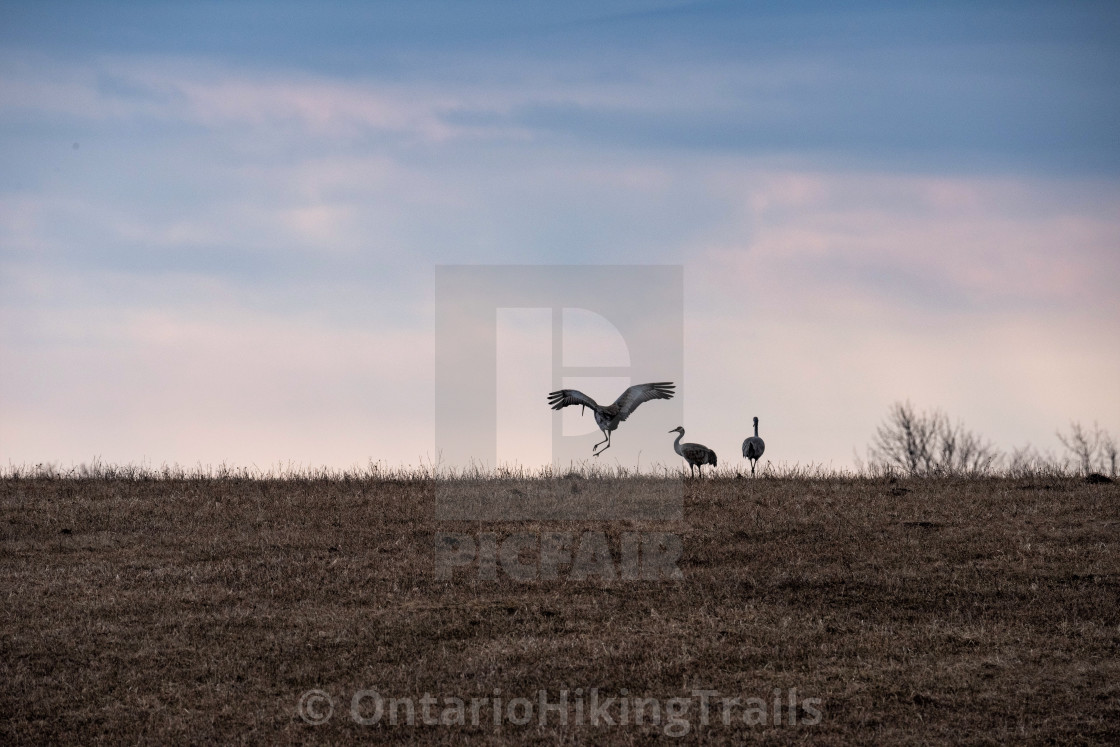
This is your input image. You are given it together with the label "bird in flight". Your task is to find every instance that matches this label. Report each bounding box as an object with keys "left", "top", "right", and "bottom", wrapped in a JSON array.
[{"left": 547, "top": 382, "right": 675, "bottom": 457}]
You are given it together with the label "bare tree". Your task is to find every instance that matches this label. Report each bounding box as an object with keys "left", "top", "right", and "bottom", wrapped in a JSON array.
[
  {"left": 1058, "top": 422, "right": 1118, "bottom": 477},
  {"left": 868, "top": 401, "right": 1000, "bottom": 476},
  {"left": 1057, "top": 422, "right": 1094, "bottom": 475},
  {"left": 1101, "top": 431, "right": 1118, "bottom": 478},
  {"left": 868, "top": 401, "right": 939, "bottom": 475},
  {"left": 939, "top": 419, "right": 1001, "bottom": 474}
]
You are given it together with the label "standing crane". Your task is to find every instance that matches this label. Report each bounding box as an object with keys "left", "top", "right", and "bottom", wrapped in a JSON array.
[
  {"left": 547, "top": 382, "right": 675, "bottom": 457},
  {"left": 669, "top": 426, "right": 717, "bottom": 477},
  {"left": 742, "top": 416, "right": 766, "bottom": 476}
]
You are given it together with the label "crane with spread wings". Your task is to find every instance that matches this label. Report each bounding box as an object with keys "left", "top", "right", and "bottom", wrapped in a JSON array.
[{"left": 547, "top": 382, "right": 675, "bottom": 457}]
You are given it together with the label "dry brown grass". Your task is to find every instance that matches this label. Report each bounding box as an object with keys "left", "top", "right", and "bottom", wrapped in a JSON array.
[{"left": 1, "top": 474, "right": 1118, "bottom": 744}]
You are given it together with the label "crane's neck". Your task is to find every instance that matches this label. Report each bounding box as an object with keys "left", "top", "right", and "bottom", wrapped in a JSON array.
[{"left": 673, "top": 431, "right": 684, "bottom": 457}]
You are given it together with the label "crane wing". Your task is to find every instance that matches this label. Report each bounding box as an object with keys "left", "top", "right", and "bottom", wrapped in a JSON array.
[
  {"left": 612, "top": 382, "right": 675, "bottom": 421},
  {"left": 547, "top": 389, "right": 601, "bottom": 412},
  {"left": 743, "top": 437, "right": 765, "bottom": 459},
  {"left": 681, "top": 442, "right": 716, "bottom": 465}
]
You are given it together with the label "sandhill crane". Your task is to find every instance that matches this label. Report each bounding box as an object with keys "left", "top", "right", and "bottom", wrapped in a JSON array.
[
  {"left": 547, "top": 382, "right": 675, "bottom": 457},
  {"left": 669, "top": 426, "right": 717, "bottom": 477},
  {"left": 742, "top": 416, "right": 765, "bottom": 476}
]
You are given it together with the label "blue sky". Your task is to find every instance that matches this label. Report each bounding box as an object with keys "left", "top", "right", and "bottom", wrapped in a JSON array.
[{"left": 2, "top": 1, "right": 1118, "bottom": 470}]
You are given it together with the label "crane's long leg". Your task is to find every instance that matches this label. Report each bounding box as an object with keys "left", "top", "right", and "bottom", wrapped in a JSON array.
[{"left": 593, "top": 430, "right": 611, "bottom": 457}]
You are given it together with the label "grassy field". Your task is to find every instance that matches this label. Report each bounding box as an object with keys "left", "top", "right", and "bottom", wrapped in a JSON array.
[{"left": 1, "top": 473, "right": 1117, "bottom": 744}]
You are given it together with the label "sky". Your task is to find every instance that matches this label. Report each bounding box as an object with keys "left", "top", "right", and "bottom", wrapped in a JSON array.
[{"left": 1, "top": 0, "right": 1118, "bottom": 472}]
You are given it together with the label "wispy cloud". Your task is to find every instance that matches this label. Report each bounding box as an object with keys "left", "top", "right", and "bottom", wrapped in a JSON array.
[
  {"left": 698, "top": 170, "right": 1120, "bottom": 314},
  {"left": 0, "top": 56, "right": 531, "bottom": 143}
]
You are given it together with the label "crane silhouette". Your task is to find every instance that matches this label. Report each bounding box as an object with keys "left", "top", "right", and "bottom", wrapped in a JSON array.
[
  {"left": 742, "top": 416, "right": 765, "bottom": 476},
  {"left": 547, "top": 382, "right": 675, "bottom": 457},
  {"left": 669, "top": 426, "right": 717, "bottom": 477}
]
